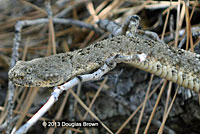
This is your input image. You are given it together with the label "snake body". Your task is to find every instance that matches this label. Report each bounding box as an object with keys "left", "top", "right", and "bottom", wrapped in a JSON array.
[{"left": 8, "top": 34, "right": 200, "bottom": 93}]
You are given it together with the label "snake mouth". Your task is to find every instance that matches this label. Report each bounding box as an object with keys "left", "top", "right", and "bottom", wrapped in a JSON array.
[
  {"left": 10, "top": 75, "right": 63, "bottom": 87},
  {"left": 9, "top": 75, "right": 24, "bottom": 86},
  {"left": 14, "top": 76, "right": 25, "bottom": 81},
  {"left": 10, "top": 79, "right": 25, "bottom": 87},
  {"left": 9, "top": 75, "right": 34, "bottom": 87},
  {"left": 13, "top": 80, "right": 39, "bottom": 87}
]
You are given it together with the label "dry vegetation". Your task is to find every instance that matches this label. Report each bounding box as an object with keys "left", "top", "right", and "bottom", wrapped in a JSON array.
[{"left": 0, "top": 0, "right": 200, "bottom": 134}]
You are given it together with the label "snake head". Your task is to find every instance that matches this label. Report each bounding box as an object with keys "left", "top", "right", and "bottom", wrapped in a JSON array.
[{"left": 8, "top": 56, "right": 69, "bottom": 87}]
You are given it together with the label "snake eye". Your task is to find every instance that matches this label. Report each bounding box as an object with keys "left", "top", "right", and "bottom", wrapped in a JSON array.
[{"left": 26, "top": 67, "right": 32, "bottom": 74}]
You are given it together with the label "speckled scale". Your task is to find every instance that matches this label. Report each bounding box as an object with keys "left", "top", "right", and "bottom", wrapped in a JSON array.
[{"left": 8, "top": 34, "right": 200, "bottom": 93}]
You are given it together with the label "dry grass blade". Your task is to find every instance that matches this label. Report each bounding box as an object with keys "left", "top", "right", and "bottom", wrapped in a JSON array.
[
  {"left": 80, "top": 31, "right": 95, "bottom": 48},
  {"left": 70, "top": 89, "right": 114, "bottom": 134},
  {"left": 48, "top": 18, "right": 57, "bottom": 55},
  {"left": 46, "top": 1, "right": 56, "bottom": 55},
  {"left": 20, "top": 0, "right": 47, "bottom": 15},
  {"left": 12, "top": 88, "right": 39, "bottom": 133},
  {"left": 179, "top": 2, "right": 186, "bottom": 34},
  {"left": 0, "top": 106, "right": 49, "bottom": 121},
  {"left": 83, "top": 77, "right": 108, "bottom": 119},
  {"left": 98, "top": 0, "right": 123, "bottom": 19},
  {"left": 116, "top": 80, "right": 165, "bottom": 134},
  {"left": 144, "top": 80, "right": 167, "bottom": 133},
  {"left": 73, "top": 84, "right": 82, "bottom": 114},
  {"left": 74, "top": 77, "right": 108, "bottom": 134},
  {"left": 135, "top": 75, "right": 154, "bottom": 134},
  {"left": 86, "top": 1, "right": 99, "bottom": 22},
  {"left": 185, "top": 1, "right": 194, "bottom": 51},
  {"left": 64, "top": 127, "right": 83, "bottom": 133},
  {"left": 161, "top": 8, "right": 170, "bottom": 40},
  {"left": 174, "top": 0, "right": 181, "bottom": 47},
  {"left": 47, "top": 90, "right": 70, "bottom": 134},
  {"left": 15, "top": 88, "right": 28, "bottom": 111},
  {"left": 157, "top": 86, "right": 179, "bottom": 134},
  {"left": 22, "top": 37, "right": 30, "bottom": 61},
  {"left": 163, "top": 82, "right": 172, "bottom": 117}
]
